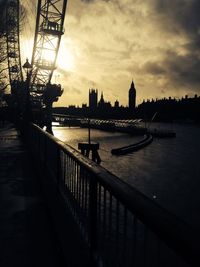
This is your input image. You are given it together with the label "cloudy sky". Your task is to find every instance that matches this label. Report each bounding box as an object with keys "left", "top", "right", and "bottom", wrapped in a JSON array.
[{"left": 21, "top": 0, "right": 200, "bottom": 107}]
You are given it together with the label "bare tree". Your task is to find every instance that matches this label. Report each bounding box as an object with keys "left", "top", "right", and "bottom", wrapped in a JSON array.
[{"left": 0, "top": 1, "right": 26, "bottom": 106}]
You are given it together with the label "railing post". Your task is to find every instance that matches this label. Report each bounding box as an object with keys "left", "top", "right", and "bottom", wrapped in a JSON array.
[
  {"left": 89, "top": 175, "right": 98, "bottom": 265},
  {"left": 57, "top": 146, "right": 62, "bottom": 188}
]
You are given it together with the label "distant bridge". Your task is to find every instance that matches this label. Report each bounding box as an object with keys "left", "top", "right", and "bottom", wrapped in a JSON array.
[
  {"left": 52, "top": 113, "right": 82, "bottom": 126},
  {"left": 52, "top": 113, "right": 146, "bottom": 134}
]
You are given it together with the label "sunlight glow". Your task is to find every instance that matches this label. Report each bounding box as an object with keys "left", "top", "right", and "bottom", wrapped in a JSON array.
[
  {"left": 20, "top": 37, "right": 33, "bottom": 65},
  {"left": 21, "top": 34, "right": 76, "bottom": 73},
  {"left": 57, "top": 46, "right": 75, "bottom": 71},
  {"left": 42, "top": 49, "right": 56, "bottom": 63}
]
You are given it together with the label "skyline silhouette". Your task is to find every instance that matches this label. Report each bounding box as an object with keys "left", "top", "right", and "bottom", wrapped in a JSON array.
[{"left": 54, "top": 83, "right": 200, "bottom": 122}]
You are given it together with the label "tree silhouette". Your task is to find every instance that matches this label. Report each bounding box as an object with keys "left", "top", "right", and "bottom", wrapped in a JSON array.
[{"left": 0, "top": 2, "right": 26, "bottom": 106}]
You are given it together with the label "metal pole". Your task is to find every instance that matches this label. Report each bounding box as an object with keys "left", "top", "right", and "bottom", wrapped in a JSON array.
[
  {"left": 26, "top": 71, "right": 30, "bottom": 122},
  {"left": 88, "top": 119, "right": 91, "bottom": 144}
]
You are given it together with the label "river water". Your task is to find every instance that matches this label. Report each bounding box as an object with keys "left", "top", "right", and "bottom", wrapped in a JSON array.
[{"left": 53, "top": 123, "right": 200, "bottom": 229}]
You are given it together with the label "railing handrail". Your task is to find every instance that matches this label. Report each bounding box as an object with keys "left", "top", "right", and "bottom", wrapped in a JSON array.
[{"left": 31, "top": 123, "right": 199, "bottom": 266}]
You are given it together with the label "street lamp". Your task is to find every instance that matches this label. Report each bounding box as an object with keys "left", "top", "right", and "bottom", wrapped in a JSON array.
[
  {"left": 23, "top": 58, "right": 32, "bottom": 78},
  {"left": 22, "top": 58, "right": 32, "bottom": 122}
]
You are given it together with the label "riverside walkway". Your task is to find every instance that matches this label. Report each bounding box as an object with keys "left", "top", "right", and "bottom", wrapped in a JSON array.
[{"left": 0, "top": 123, "right": 65, "bottom": 267}]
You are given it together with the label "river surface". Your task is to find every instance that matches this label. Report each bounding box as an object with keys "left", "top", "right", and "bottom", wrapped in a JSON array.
[{"left": 53, "top": 123, "right": 200, "bottom": 229}]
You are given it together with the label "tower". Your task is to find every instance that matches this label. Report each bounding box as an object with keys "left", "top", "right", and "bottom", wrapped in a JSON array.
[
  {"left": 89, "top": 89, "right": 98, "bottom": 109},
  {"left": 114, "top": 99, "right": 119, "bottom": 108},
  {"left": 129, "top": 80, "right": 136, "bottom": 109},
  {"left": 99, "top": 92, "right": 104, "bottom": 106}
]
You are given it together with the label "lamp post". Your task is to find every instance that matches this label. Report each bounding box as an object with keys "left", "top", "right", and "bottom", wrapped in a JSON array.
[{"left": 22, "top": 58, "right": 32, "bottom": 122}]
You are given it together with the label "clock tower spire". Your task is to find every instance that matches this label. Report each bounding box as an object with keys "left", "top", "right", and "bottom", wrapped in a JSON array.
[{"left": 129, "top": 80, "right": 136, "bottom": 109}]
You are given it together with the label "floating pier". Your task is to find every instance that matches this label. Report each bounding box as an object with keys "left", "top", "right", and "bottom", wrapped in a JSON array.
[
  {"left": 111, "top": 134, "right": 153, "bottom": 155},
  {"left": 78, "top": 142, "right": 101, "bottom": 163}
]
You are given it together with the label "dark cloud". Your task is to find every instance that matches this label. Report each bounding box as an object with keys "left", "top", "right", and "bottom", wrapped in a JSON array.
[
  {"left": 165, "top": 52, "right": 200, "bottom": 87},
  {"left": 155, "top": 1, "right": 200, "bottom": 33},
  {"left": 81, "top": 0, "right": 110, "bottom": 2},
  {"left": 80, "top": 0, "right": 134, "bottom": 14},
  {"left": 81, "top": 0, "right": 93, "bottom": 2},
  {"left": 143, "top": 50, "right": 200, "bottom": 92},
  {"left": 145, "top": 0, "right": 200, "bottom": 92},
  {"left": 154, "top": 0, "right": 200, "bottom": 52},
  {"left": 143, "top": 62, "right": 165, "bottom": 76}
]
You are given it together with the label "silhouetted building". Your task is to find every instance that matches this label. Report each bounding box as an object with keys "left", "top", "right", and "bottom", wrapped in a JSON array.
[
  {"left": 98, "top": 92, "right": 112, "bottom": 109},
  {"left": 98, "top": 92, "right": 105, "bottom": 108},
  {"left": 89, "top": 89, "right": 98, "bottom": 109},
  {"left": 54, "top": 90, "right": 200, "bottom": 122},
  {"left": 114, "top": 100, "right": 119, "bottom": 108},
  {"left": 129, "top": 80, "right": 136, "bottom": 109},
  {"left": 136, "top": 94, "right": 200, "bottom": 122}
]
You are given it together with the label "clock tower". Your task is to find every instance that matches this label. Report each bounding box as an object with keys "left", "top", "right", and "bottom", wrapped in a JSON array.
[{"left": 129, "top": 80, "right": 136, "bottom": 109}]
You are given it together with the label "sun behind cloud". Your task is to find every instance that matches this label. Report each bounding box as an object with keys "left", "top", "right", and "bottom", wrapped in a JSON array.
[
  {"left": 57, "top": 37, "right": 76, "bottom": 71},
  {"left": 57, "top": 46, "right": 75, "bottom": 71}
]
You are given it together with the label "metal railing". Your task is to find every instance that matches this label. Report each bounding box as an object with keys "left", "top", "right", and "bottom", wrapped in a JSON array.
[{"left": 29, "top": 123, "right": 198, "bottom": 267}]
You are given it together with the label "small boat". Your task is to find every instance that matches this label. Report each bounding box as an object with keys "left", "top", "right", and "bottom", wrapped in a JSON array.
[{"left": 111, "top": 134, "right": 153, "bottom": 155}]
